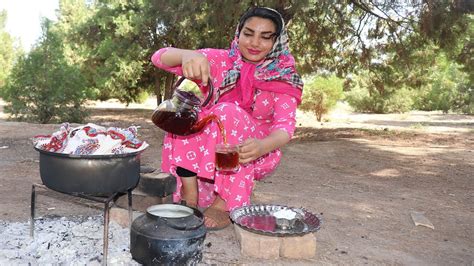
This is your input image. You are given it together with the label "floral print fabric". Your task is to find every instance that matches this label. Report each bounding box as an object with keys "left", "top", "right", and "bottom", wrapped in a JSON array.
[
  {"left": 152, "top": 48, "right": 298, "bottom": 211},
  {"left": 220, "top": 15, "right": 304, "bottom": 111},
  {"left": 33, "top": 123, "right": 149, "bottom": 155}
]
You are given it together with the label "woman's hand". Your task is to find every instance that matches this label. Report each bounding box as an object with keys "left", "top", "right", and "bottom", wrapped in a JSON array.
[
  {"left": 238, "top": 130, "right": 291, "bottom": 164},
  {"left": 238, "top": 138, "right": 265, "bottom": 164},
  {"left": 181, "top": 51, "right": 210, "bottom": 86}
]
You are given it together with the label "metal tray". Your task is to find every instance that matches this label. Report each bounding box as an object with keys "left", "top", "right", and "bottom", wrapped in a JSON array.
[{"left": 230, "top": 204, "right": 322, "bottom": 237}]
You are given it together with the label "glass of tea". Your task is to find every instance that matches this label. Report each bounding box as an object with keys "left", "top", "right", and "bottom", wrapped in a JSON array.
[{"left": 215, "top": 143, "right": 240, "bottom": 172}]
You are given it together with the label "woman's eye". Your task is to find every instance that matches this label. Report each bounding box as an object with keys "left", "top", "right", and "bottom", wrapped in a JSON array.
[
  {"left": 262, "top": 36, "right": 272, "bottom": 40},
  {"left": 243, "top": 33, "right": 252, "bottom": 37}
]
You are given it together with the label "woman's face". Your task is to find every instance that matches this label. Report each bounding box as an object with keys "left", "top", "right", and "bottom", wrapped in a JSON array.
[{"left": 238, "top": 17, "right": 277, "bottom": 63}]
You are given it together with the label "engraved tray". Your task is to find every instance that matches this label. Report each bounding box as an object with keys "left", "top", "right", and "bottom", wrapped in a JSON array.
[{"left": 230, "top": 204, "right": 322, "bottom": 237}]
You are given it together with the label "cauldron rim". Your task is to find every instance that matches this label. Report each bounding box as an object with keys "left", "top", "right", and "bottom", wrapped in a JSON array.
[{"left": 34, "top": 146, "right": 142, "bottom": 159}]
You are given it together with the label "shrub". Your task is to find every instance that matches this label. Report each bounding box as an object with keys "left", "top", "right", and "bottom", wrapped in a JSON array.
[
  {"left": 345, "top": 85, "right": 414, "bottom": 113},
  {"left": 452, "top": 85, "right": 474, "bottom": 114},
  {"left": 134, "top": 90, "right": 150, "bottom": 104},
  {"left": 345, "top": 68, "right": 414, "bottom": 114},
  {"left": 413, "top": 54, "right": 472, "bottom": 114},
  {"left": 299, "top": 75, "right": 344, "bottom": 121}
]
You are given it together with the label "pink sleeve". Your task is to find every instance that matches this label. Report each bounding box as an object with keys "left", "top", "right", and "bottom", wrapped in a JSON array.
[
  {"left": 270, "top": 93, "right": 298, "bottom": 138},
  {"left": 151, "top": 47, "right": 184, "bottom": 76},
  {"left": 151, "top": 48, "right": 229, "bottom": 95}
]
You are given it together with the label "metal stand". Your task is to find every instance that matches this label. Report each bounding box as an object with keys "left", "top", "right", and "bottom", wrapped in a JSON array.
[{"left": 30, "top": 183, "right": 133, "bottom": 266}]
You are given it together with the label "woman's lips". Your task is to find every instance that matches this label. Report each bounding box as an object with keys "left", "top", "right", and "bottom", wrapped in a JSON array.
[{"left": 247, "top": 49, "right": 261, "bottom": 55}]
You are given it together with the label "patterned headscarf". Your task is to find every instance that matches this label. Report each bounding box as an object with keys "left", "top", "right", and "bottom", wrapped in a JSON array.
[{"left": 219, "top": 7, "right": 304, "bottom": 102}]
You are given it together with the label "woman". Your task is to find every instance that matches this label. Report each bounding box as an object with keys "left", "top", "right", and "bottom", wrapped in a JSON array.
[{"left": 151, "top": 7, "right": 303, "bottom": 230}]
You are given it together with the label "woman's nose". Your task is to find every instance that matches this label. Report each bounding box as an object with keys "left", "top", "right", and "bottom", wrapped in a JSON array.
[{"left": 250, "top": 36, "right": 259, "bottom": 47}]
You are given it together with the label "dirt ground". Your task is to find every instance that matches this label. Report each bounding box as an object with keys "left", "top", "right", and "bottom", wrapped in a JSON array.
[{"left": 0, "top": 99, "right": 473, "bottom": 265}]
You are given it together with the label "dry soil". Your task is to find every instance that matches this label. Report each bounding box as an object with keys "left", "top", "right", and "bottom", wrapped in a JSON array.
[{"left": 0, "top": 99, "right": 473, "bottom": 265}]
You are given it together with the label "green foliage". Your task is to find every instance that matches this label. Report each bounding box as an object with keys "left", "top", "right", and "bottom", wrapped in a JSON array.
[
  {"left": 413, "top": 53, "right": 472, "bottom": 114},
  {"left": 180, "top": 80, "right": 201, "bottom": 96},
  {"left": 0, "top": 10, "right": 18, "bottom": 89},
  {"left": 56, "top": 0, "right": 148, "bottom": 104},
  {"left": 345, "top": 72, "right": 414, "bottom": 114},
  {"left": 49, "top": 0, "right": 474, "bottom": 112},
  {"left": 299, "top": 75, "right": 344, "bottom": 121},
  {"left": 61, "top": 0, "right": 252, "bottom": 104},
  {"left": 456, "top": 15, "right": 473, "bottom": 85},
  {"left": 291, "top": 1, "right": 472, "bottom": 114},
  {"left": 1, "top": 20, "right": 90, "bottom": 124},
  {"left": 452, "top": 84, "right": 474, "bottom": 114},
  {"left": 134, "top": 90, "right": 150, "bottom": 104},
  {"left": 2, "top": 0, "right": 473, "bottom": 117},
  {"left": 345, "top": 87, "right": 414, "bottom": 114}
]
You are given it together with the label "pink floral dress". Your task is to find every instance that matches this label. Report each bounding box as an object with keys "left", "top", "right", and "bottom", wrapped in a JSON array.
[{"left": 152, "top": 48, "right": 298, "bottom": 211}]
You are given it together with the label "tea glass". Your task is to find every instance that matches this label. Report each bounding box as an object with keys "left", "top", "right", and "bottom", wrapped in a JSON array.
[{"left": 215, "top": 143, "right": 240, "bottom": 172}]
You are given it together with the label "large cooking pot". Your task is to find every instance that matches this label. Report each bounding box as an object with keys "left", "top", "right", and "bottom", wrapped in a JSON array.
[
  {"left": 35, "top": 147, "right": 141, "bottom": 195},
  {"left": 130, "top": 204, "right": 206, "bottom": 265}
]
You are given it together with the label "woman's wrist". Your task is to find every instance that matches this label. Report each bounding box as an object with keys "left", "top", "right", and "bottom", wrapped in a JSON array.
[
  {"left": 259, "top": 130, "right": 290, "bottom": 155},
  {"left": 160, "top": 48, "right": 201, "bottom": 67}
]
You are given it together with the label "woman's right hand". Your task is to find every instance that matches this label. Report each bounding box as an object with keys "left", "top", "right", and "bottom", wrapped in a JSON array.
[{"left": 181, "top": 51, "right": 210, "bottom": 86}]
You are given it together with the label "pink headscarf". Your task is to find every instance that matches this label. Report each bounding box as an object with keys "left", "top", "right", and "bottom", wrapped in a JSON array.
[{"left": 218, "top": 7, "right": 303, "bottom": 109}]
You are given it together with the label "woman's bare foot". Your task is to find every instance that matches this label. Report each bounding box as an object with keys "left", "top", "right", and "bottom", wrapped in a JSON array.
[
  {"left": 204, "top": 196, "right": 230, "bottom": 229},
  {"left": 181, "top": 176, "right": 198, "bottom": 208}
]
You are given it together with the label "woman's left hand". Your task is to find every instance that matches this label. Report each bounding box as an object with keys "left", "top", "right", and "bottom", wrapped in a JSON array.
[{"left": 238, "top": 138, "right": 265, "bottom": 164}]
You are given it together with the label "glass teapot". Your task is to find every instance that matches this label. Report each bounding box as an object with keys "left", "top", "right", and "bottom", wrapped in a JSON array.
[{"left": 151, "top": 77, "right": 214, "bottom": 136}]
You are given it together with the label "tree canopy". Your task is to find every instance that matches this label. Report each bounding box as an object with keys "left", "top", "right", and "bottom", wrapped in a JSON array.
[
  {"left": 60, "top": 0, "right": 472, "bottom": 101},
  {"left": 1, "top": 0, "right": 473, "bottom": 122},
  {"left": 0, "top": 10, "right": 18, "bottom": 89}
]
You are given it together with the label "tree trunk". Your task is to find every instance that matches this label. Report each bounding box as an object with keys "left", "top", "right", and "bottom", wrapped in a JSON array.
[
  {"left": 164, "top": 73, "right": 176, "bottom": 100},
  {"left": 154, "top": 70, "right": 162, "bottom": 105}
]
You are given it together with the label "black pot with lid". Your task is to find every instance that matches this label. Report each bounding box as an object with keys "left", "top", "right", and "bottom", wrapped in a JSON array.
[{"left": 130, "top": 204, "right": 206, "bottom": 265}]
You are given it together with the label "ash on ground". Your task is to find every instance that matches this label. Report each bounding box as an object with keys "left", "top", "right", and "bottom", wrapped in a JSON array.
[{"left": 0, "top": 215, "right": 139, "bottom": 265}]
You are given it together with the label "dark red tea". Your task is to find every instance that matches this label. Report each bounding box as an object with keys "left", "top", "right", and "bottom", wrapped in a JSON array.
[
  {"left": 215, "top": 150, "right": 239, "bottom": 171},
  {"left": 152, "top": 110, "right": 196, "bottom": 136},
  {"left": 192, "top": 114, "right": 227, "bottom": 144},
  {"left": 152, "top": 111, "right": 227, "bottom": 142}
]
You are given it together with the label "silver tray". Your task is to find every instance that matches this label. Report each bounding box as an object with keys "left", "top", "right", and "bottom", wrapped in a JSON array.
[{"left": 230, "top": 204, "right": 322, "bottom": 237}]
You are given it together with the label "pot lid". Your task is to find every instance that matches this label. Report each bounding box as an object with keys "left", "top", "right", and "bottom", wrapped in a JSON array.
[
  {"left": 146, "top": 204, "right": 204, "bottom": 231},
  {"left": 147, "top": 204, "right": 195, "bottom": 218}
]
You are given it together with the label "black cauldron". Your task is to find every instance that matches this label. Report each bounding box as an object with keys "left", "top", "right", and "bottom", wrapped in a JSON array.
[
  {"left": 130, "top": 204, "right": 206, "bottom": 265},
  {"left": 35, "top": 147, "right": 141, "bottom": 195}
]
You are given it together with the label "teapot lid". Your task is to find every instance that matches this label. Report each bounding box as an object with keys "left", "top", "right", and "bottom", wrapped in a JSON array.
[
  {"left": 147, "top": 204, "right": 194, "bottom": 218},
  {"left": 172, "top": 77, "right": 214, "bottom": 108},
  {"left": 174, "top": 90, "right": 201, "bottom": 107}
]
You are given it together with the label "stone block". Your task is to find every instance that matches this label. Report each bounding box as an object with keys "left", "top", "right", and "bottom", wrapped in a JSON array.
[
  {"left": 234, "top": 225, "right": 280, "bottom": 259},
  {"left": 109, "top": 207, "right": 142, "bottom": 228},
  {"left": 280, "top": 232, "right": 316, "bottom": 259},
  {"left": 138, "top": 172, "right": 176, "bottom": 197},
  {"left": 234, "top": 225, "right": 317, "bottom": 259}
]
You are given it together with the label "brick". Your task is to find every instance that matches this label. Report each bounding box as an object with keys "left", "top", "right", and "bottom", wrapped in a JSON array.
[
  {"left": 234, "top": 225, "right": 317, "bottom": 259},
  {"left": 280, "top": 233, "right": 317, "bottom": 259},
  {"left": 234, "top": 225, "right": 280, "bottom": 259},
  {"left": 109, "top": 207, "right": 142, "bottom": 228}
]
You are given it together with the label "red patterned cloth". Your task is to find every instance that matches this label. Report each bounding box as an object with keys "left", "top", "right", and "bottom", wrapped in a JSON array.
[{"left": 33, "top": 123, "right": 149, "bottom": 155}]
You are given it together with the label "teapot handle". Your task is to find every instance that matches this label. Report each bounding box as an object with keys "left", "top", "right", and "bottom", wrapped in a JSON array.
[{"left": 173, "top": 76, "right": 214, "bottom": 108}]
